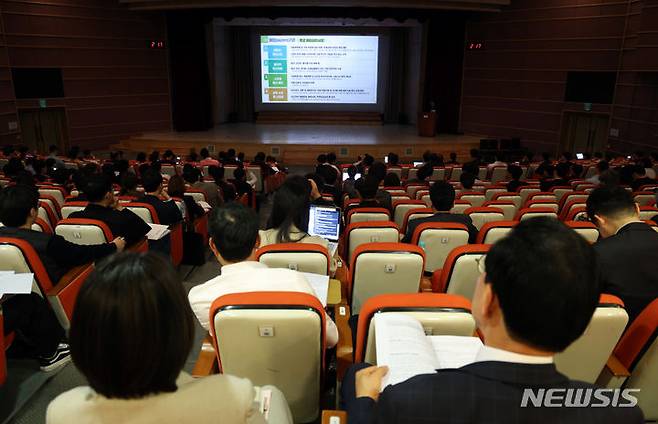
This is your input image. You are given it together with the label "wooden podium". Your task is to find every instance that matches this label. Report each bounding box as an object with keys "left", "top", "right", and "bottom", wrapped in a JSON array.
[{"left": 417, "top": 111, "right": 437, "bottom": 137}]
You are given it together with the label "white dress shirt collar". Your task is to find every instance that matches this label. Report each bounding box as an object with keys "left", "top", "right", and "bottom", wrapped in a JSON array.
[
  {"left": 475, "top": 345, "right": 553, "bottom": 365},
  {"left": 219, "top": 261, "right": 267, "bottom": 275}
]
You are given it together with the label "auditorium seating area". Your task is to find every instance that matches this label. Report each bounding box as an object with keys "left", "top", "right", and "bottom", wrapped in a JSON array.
[{"left": 1, "top": 145, "right": 657, "bottom": 422}]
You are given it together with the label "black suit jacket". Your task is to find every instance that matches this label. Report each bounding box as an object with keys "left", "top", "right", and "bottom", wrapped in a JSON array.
[
  {"left": 402, "top": 212, "right": 479, "bottom": 244},
  {"left": 344, "top": 362, "right": 643, "bottom": 424},
  {"left": 140, "top": 195, "right": 183, "bottom": 226},
  {"left": 594, "top": 222, "right": 658, "bottom": 323},
  {"left": 69, "top": 204, "right": 150, "bottom": 245},
  {"left": 0, "top": 227, "right": 116, "bottom": 282}
]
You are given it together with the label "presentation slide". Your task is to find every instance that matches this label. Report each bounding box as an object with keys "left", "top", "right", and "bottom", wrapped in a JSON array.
[{"left": 260, "top": 35, "right": 378, "bottom": 104}]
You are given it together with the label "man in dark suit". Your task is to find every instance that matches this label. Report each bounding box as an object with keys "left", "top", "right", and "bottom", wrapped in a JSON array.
[
  {"left": 140, "top": 168, "right": 183, "bottom": 226},
  {"left": 0, "top": 185, "right": 124, "bottom": 371},
  {"left": 344, "top": 176, "right": 384, "bottom": 218},
  {"left": 587, "top": 185, "right": 658, "bottom": 323},
  {"left": 342, "top": 218, "right": 644, "bottom": 423},
  {"left": 402, "top": 181, "right": 478, "bottom": 244},
  {"left": 69, "top": 173, "right": 150, "bottom": 246}
]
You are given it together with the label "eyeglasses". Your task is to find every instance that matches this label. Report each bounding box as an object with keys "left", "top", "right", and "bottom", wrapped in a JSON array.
[{"left": 475, "top": 255, "right": 486, "bottom": 274}]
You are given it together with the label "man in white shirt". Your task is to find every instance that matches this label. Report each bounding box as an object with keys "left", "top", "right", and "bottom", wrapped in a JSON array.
[
  {"left": 188, "top": 203, "right": 338, "bottom": 348},
  {"left": 342, "top": 217, "right": 644, "bottom": 423}
]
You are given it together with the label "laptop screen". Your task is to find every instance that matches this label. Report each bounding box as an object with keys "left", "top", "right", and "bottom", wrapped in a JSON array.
[{"left": 308, "top": 205, "right": 341, "bottom": 242}]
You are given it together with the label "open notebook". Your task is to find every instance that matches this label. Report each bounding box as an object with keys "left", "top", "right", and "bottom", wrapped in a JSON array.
[{"left": 375, "top": 313, "right": 483, "bottom": 390}]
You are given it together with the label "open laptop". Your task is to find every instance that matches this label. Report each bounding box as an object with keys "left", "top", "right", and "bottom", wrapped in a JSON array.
[{"left": 308, "top": 205, "right": 341, "bottom": 258}]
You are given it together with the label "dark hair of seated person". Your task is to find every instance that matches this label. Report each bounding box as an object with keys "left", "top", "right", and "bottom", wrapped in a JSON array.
[
  {"left": 355, "top": 175, "right": 379, "bottom": 200},
  {"left": 508, "top": 165, "right": 524, "bottom": 181},
  {"left": 316, "top": 164, "right": 338, "bottom": 186},
  {"left": 142, "top": 169, "right": 163, "bottom": 193},
  {"left": 83, "top": 173, "right": 113, "bottom": 203},
  {"left": 586, "top": 185, "right": 636, "bottom": 222},
  {"left": 368, "top": 162, "right": 387, "bottom": 183},
  {"left": 416, "top": 164, "right": 433, "bottom": 181},
  {"left": 120, "top": 172, "right": 139, "bottom": 196},
  {"left": 383, "top": 172, "right": 401, "bottom": 187},
  {"left": 460, "top": 172, "right": 476, "bottom": 190},
  {"left": 429, "top": 181, "right": 456, "bottom": 212},
  {"left": 69, "top": 252, "right": 194, "bottom": 399},
  {"left": 166, "top": 175, "right": 186, "bottom": 198},
  {"left": 484, "top": 217, "right": 598, "bottom": 352},
  {"left": 267, "top": 175, "right": 311, "bottom": 242},
  {"left": 209, "top": 203, "right": 259, "bottom": 262},
  {"left": 0, "top": 184, "right": 39, "bottom": 227}
]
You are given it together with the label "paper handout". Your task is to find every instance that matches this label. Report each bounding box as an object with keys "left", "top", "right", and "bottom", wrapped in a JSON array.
[
  {"left": 146, "top": 223, "right": 171, "bottom": 240},
  {"left": 301, "top": 272, "right": 329, "bottom": 307},
  {"left": 375, "top": 313, "right": 482, "bottom": 390},
  {"left": 0, "top": 272, "right": 34, "bottom": 297}
]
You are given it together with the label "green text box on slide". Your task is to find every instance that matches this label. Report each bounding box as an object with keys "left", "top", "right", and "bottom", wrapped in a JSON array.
[
  {"left": 264, "top": 74, "right": 287, "bottom": 87},
  {"left": 264, "top": 60, "right": 287, "bottom": 73}
]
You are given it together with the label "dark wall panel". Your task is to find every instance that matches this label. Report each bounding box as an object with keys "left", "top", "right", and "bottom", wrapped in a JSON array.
[
  {"left": 461, "top": 0, "right": 658, "bottom": 153},
  {"left": 0, "top": 0, "right": 171, "bottom": 151}
]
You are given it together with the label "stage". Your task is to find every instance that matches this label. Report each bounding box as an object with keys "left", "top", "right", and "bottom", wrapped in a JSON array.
[{"left": 115, "top": 123, "right": 482, "bottom": 165}]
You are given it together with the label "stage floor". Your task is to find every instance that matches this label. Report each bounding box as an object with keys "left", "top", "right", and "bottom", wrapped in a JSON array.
[{"left": 117, "top": 123, "right": 482, "bottom": 165}]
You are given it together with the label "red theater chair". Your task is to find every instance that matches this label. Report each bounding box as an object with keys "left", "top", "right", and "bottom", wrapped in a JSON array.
[
  {"left": 597, "top": 298, "right": 658, "bottom": 420},
  {"left": 476, "top": 220, "right": 518, "bottom": 244},
  {"left": 209, "top": 292, "right": 327, "bottom": 423},
  {"left": 256, "top": 243, "right": 331, "bottom": 275},
  {"left": 401, "top": 208, "right": 434, "bottom": 235},
  {"left": 124, "top": 202, "right": 183, "bottom": 266},
  {"left": 465, "top": 207, "right": 505, "bottom": 230},
  {"left": 55, "top": 218, "right": 114, "bottom": 245},
  {"left": 564, "top": 221, "right": 599, "bottom": 243},
  {"left": 0, "top": 237, "right": 93, "bottom": 329},
  {"left": 392, "top": 200, "right": 427, "bottom": 228},
  {"left": 348, "top": 243, "right": 425, "bottom": 314},
  {"left": 514, "top": 207, "right": 558, "bottom": 221},
  {"left": 344, "top": 221, "right": 400, "bottom": 264},
  {"left": 431, "top": 244, "right": 491, "bottom": 300},
  {"left": 60, "top": 201, "right": 88, "bottom": 219},
  {"left": 411, "top": 222, "right": 470, "bottom": 273},
  {"left": 354, "top": 293, "right": 476, "bottom": 364},
  {"left": 346, "top": 207, "right": 390, "bottom": 225}
]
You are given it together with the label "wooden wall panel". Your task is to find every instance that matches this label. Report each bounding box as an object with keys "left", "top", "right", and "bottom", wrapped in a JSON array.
[
  {"left": 461, "top": 0, "right": 658, "bottom": 154},
  {"left": 0, "top": 0, "right": 171, "bottom": 151}
]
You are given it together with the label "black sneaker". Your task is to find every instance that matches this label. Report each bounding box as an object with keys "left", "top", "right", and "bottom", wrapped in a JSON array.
[{"left": 39, "top": 343, "right": 71, "bottom": 372}]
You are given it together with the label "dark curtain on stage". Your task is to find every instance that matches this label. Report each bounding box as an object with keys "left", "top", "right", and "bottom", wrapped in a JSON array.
[
  {"left": 230, "top": 27, "right": 255, "bottom": 122},
  {"left": 423, "top": 13, "right": 467, "bottom": 133},
  {"left": 167, "top": 13, "right": 214, "bottom": 131},
  {"left": 384, "top": 29, "right": 407, "bottom": 124}
]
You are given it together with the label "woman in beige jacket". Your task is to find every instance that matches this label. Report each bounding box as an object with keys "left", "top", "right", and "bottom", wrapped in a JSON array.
[{"left": 46, "top": 252, "right": 291, "bottom": 424}]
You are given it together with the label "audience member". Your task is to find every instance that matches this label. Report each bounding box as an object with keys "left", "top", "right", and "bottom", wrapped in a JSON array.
[
  {"left": 188, "top": 203, "right": 338, "bottom": 348},
  {"left": 47, "top": 252, "right": 292, "bottom": 424},
  {"left": 408, "top": 163, "right": 432, "bottom": 185},
  {"left": 208, "top": 165, "right": 237, "bottom": 202},
  {"left": 0, "top": 185, "right": 125, "bottom": 282},
  {"left": 343, "top": 165, "right": 359, "bottom": 199},
  {"left": 402, "top": 181, "right": 478, "bottom": 243},
  {"left": 631, "top": 165, "right": 655, "bottom": 191},
  {"left": 586, "top": 161, "right": 609, "bottom": 185},
  {"left": 183, "top": 164, "right": 222, "bottom": 208},
  {"left": 386, "top": 152, "right": 400, "bottom": 167},
  {"left": 140, "top": 169, "right": 183, "bottom": 225},
  {"left": 383, "top": 172, "right": 401, "bottom": 188},
  {"left": 586, "top": 186, "right": 658, "bottom": 323},
  {"left": 198, "top": 148, "right": 219, "bottom": 167},
  {"left": 541, "top": 162, "right": 570, "bottom": 192},
  {"left": 69, "top": 174, "right": 150, "bottom": 246},
  {"left": 343, "top": 218, "right": 643, "bottom": 424},
  {"left": 506, "top": 165, "right": 527, "bottom": 192},
  {"left": 459, "top": 172, "right": 476, "bottom": 190},
  {"left": 230, "top": 167, "right": 254, "bottom": 205},
  {"left": 167, "top": 175, "right": 205, "bottom": 222},
  {"left": 446, "top": 152, "right": 459, "bottom": 165},
  {"left": 344, "top": 176, "right": 384, "bottom": 218},
  {"left": 368, "top": 162, "right": 392, "bottom": 213}
]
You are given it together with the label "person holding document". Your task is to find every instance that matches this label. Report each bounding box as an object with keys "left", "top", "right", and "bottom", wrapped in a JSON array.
[
  {"left": 188, "top": 203, "right": 338, "bottom": 348},
  {"left": 342, "top": 217, "right": 644, "bottom": 423}
]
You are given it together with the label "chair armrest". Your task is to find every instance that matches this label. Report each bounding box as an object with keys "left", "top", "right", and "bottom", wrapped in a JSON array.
[
  {"left": 192, "top": 335, "right": 218, "bottom": 377},
  {"left": 334, "top": 304, "right": 353, "bottom": 381},
  {"left": 47, "top": 264, "right": 94, "bottom": 329},
  {"left": 605, "top": 354, "right": 631, "bottom": 377},
  {"left": 322, "top": 410, "right": 347, "bottom": 424},
  {"left": 169, "top": 222, "right": 184, "bottom": 266}
]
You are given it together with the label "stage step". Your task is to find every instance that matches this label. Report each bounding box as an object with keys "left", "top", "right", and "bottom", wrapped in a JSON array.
[{"left": 256, "top": 111, "right": 382, "bottom": 125}]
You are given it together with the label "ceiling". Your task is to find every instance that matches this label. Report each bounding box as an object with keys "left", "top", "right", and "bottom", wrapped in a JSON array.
[{"left": 119, "top": 0, "right": 510, "bottom": 12}]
